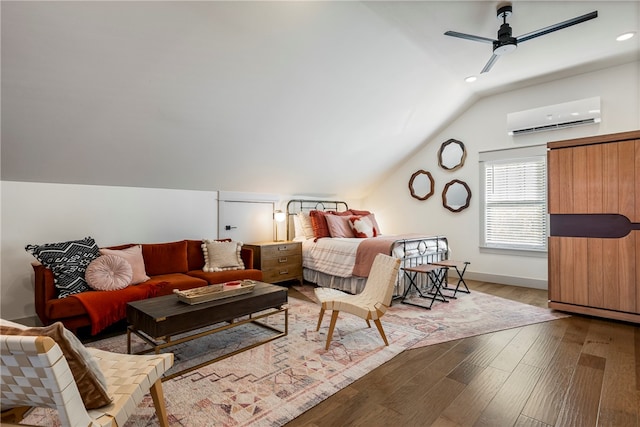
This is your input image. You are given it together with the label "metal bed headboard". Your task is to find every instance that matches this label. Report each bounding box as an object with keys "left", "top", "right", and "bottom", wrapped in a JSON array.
[{"left": 285, "top": 199, "right": 349, "bottom": 240}]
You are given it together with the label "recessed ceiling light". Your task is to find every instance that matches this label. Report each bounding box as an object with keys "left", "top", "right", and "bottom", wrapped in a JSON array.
[
  {"left": 616, "top": 32, "right": 636, "bottom": 41},
  {"left": 464, "top": 76, "right": 477, "bottom": 83}
]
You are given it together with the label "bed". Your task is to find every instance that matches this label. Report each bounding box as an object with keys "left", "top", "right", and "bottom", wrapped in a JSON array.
[{"left": 286, "top": 199, "right": 449, "bottom": 297}]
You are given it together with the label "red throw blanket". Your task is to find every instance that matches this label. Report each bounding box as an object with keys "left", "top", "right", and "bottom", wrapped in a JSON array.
[
  {"left": 70, "top": 283, "right": 162, "bottom": 335},
  {"left": 352, "top": 234, "right": 427, "bottom": 277}
]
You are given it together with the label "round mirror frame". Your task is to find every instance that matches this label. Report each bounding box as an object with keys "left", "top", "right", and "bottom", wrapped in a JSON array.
[
  {"left": 408, "top": 169, "right": 435, "bottom": 201},
  {"left": 442, "top": 179, "right": 472, "bottom": 212},
  {"left": 438, "top": 139, "right": 467, "bottom": 171}
]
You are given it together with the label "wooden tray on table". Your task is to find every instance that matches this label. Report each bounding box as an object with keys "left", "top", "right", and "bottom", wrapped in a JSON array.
[{"left": 173, "top": 280, "right": 256, "bottom": 304}]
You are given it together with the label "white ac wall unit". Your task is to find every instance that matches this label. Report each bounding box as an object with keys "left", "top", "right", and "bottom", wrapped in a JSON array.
[{"left": 507, "top": 97, "right": 601, "bottom": 136}]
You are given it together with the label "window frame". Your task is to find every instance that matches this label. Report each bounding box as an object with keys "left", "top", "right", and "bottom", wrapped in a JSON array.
[{"left": 479, "top": 145, "right": 548, "bottom": 255}]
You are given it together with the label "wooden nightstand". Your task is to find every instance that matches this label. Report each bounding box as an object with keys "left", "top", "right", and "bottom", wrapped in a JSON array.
[{"left": 243, "top": 241, "right": 302, "bottom": 285}]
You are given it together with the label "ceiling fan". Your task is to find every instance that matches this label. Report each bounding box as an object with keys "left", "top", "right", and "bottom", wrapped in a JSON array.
[{"left": 444, "top": 3, "right": 598, "bottom": 74}]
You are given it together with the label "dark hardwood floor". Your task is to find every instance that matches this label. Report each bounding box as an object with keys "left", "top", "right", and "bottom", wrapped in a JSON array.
[{"left": 285, "top": 281, "right": 640, "bottom": 427}]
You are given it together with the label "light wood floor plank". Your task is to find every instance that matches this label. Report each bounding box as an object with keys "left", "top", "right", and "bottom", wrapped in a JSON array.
[
  {"left": 554, "top": 352, "right": 605, "bottom": 427},
  {"left": 519, "top": 320, "right": 567, "bottom": 369},
  {"left": 489, "top": 322, "right": 544, "bottom": 373},
  {"left": 514, "top": 414, "right": 552, "bottom": 427},
  {"left": 520, "top": 319, "right": 586, "bottom": 426},
  {"left": 464, "top": 327, "right": 521, "bottom": 368},
  {"left": 588, "top": 321, "right": 638, "bottom": 426},
  {"left": 473, "top": 363, "right": 543, "bottom": 427},
  {"left": 405, "top": 376, "right": 467, "bottom": 426},
  {"left": 439, "top": 365, "right": 511, "bottom": 426}
]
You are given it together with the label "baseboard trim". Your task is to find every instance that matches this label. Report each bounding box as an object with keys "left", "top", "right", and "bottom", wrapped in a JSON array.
[{"left": 465, "top": 271, "right": 548, "bottom": 290}]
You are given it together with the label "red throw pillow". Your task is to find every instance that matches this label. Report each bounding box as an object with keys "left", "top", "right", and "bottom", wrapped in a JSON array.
[{"left": 309, "top": 210, "right": 331, "bottom": 239}]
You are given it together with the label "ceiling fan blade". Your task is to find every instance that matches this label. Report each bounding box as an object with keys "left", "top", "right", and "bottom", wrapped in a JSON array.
[
  {"left": 516, "top": 11, "right": 598, "bottom": 43},
  {"left": 481, "top": 54, "right": 500, "bottom": 73},
  {"left": 444, "top": 30, "right": 495, "bottom": 44}
]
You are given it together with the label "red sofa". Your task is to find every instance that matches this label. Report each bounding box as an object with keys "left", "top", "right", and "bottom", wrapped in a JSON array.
[{"left": 33, "top": 239, "right": 263, "bottom": 335}]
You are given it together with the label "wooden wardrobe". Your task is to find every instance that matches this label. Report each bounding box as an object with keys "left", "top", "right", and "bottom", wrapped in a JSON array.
[{"left": 547, "top": 130, "right": 640, "bottom": 323}]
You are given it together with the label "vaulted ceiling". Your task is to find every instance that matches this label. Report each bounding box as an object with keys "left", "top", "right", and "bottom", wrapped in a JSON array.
[{"left": 2, "top": 1, "right": 638, "bottom": 198}]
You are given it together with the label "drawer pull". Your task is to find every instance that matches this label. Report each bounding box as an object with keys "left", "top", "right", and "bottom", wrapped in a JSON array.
[
  {"left": 279, "top": 270, "right": 289, "bottom": 275},
  {"left": 278, "top": 257, "right": 288, "bottom": 263},
  {"left": 278, "top": 246, "right": 288, "bottom": 251}
]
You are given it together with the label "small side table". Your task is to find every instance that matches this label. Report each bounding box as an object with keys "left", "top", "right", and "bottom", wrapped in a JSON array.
[
  {"left": 430, "top": 260, "right": 470, "bottom": 298},
  {"left": 400, "top": 264, "right": 449, "bottom": 309},
  {"left": 242, "top": 241, "right": 302, "bottom": 285}
]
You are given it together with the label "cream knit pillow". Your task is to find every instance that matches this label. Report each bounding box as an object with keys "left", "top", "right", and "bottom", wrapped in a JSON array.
[{"left": 202, "top": 240, "right": 245, "bottom": 272}]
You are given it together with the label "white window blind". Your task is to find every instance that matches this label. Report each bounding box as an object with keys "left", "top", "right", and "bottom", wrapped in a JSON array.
[{"left": 480, "top": 146, "right": 547, "bottom": 252}]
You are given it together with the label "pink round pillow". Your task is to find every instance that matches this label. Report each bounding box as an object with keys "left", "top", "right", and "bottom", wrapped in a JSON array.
[{"left": 85, "top": 254, "right": 133, "bottom": 291}]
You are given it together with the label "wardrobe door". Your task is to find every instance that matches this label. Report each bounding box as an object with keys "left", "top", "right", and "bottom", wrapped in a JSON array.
[{"left": 548, "top": 140, "right": 637, "bottom": 314}]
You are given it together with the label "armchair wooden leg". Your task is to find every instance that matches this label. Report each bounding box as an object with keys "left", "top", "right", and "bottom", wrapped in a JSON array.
[
  {"left": 373, "top": 319, "right": 389, "bottom": 346},
  {"left": 365, "top": 319, "right": 371, "bottom": 328},
  {"left": 325, "top": 311, "right": 340, "bottom": 350},
  {"left": 149, "top": 379, "right": 169, "bottom": 427},
  {"left": 316, "top": 307, "right": 325, "bottom": 331}
]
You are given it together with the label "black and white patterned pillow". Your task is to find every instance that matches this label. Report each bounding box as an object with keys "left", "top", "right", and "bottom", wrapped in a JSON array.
[{"left": 26, "top": 237, "right": 100, "bottom": 298}]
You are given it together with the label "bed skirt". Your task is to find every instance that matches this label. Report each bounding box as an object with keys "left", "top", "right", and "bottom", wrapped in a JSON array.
[{"left": 303, "top": 268, "right": 367, "bottom": 294}]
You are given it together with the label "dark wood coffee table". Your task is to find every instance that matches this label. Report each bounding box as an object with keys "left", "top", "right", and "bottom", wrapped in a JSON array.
[{"left": 126, "top": 281, "right": 288, "bottom": 380}]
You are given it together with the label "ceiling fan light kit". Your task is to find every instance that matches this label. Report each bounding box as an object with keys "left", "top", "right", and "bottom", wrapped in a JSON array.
[{"left": 445, "top": 3, "right": 598, "bottom": 74}]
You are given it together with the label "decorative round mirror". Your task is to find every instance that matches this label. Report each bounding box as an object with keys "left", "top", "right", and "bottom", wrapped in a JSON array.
[
  {"left": 408, "top": 170, "right": 435, "bottom": 201},
  {"left": 438, "top": 139, "right": 467, "bottom": 171},
  {"left": 442, "top": 179, "right": 471, "bottom": 212}
]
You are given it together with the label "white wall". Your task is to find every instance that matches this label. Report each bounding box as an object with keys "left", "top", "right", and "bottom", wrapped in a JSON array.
[
  {"left": 1, "top": 182, "right": 219, "bottom": 320},
  {"left": 364, "top": 62, "right": 640, "bottom": 288}
]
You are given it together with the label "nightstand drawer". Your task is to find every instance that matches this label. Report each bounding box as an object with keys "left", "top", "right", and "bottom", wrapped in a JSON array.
[
  {"left": 261, "top": 244, "right": 301, "bottom": 259},
  {"left": 262, "top": 265, "right": 303, "bottom": 283},
  {"left": 262, "top": 254, "right": 302, "bottom": 269}
]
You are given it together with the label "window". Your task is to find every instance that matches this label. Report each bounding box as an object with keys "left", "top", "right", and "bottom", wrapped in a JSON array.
[{"left": 480, "top": 145, "right": 547, "bottom": 252}]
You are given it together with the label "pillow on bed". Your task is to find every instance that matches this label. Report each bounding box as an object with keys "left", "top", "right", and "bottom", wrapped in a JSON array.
[
  {"left": 310, "top": 210, "right": 353, "bottom": 239},
  {"left": 309, "top": 210, "right": 331, "bottom": 239},
  {"left": 325, "top": 214, "right": 355, "bottom": 238},
  {"left": 368, "top": 213, "right": 382, "bottom": 235},
  {"left": 349, "top": 215, "right": 378, "bottom": 238},
  {"left": 349, "top": 210, "right": 382, "bottom": 235},
  {"left": 297, "top": 212, "right": 315, "bottom": 239}
]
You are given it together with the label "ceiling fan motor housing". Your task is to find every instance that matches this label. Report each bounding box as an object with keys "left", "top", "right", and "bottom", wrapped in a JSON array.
[
  {"left": 494, "top": 5, "right": 517, "bottom": 55},
  {"left": 494, "top": 23, "right": 517, "bottom": 55}
]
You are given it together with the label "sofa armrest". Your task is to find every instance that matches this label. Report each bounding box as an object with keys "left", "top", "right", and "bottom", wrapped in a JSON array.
[
  {"left": 32, "top": 262, "right": 57, "bottom": 325},
  {"left": 240, "top": 248, "right": 254, "bottom": 269}
]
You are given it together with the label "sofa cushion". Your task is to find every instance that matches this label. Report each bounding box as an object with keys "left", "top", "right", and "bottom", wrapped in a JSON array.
[
  {"left": 99, "top": 245, "right": 150, "bottom": 284},
  {"left": 25, "top": 237, "right": 101, "bottom": 298},
  {"left": 46, "top": 294, "right": 88, "bottom": 320},
  {"left": 0, "top": 322, "right": 112, "bottom": 409},
  {"left": 141, "top": 241, "right": 188, "bottom": 276},
  {"left": 85, "top": 255, "right": 133, "bottom": 291},
  {"left": 144, "top": 273, "right": 208, "bottom": 296},
  {"left": 202, "top": 240, "right": 244, "bottom": 272},
  {"left": 187, "top": 269, "right": 263, "bottom": 285}
]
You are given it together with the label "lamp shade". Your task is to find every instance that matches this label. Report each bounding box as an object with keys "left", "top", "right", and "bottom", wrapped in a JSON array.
[{"left": 274, "top": 210, "right": 286, "bottom": 223}]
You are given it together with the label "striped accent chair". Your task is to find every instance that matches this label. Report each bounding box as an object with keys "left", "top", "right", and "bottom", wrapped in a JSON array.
[
  {"left": 315, "top": 253, "right": 401, "bottom": 350},
  {"left": 1, "top": 333, "right": 173, "bottom": 426}
]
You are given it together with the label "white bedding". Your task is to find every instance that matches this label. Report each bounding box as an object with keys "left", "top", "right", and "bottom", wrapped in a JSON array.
[
  {"left": 301, "top": 235, "right": 448, "bottom": 279},
  {"left": 301, "top": 237, "right": 361, "bottom": 278}
]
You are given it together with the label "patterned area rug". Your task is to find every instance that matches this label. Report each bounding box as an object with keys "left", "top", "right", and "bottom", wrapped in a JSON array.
[{"left": 22, "top": 287, "right": 567, "bottom": 427}]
